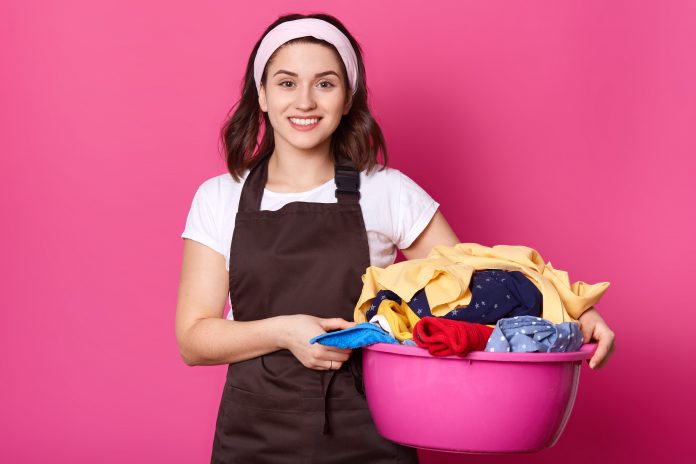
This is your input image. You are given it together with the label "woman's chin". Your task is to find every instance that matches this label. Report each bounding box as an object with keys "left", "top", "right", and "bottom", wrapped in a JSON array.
[{"left": 286, "top": 136, "right": 330, "bottom": 151}]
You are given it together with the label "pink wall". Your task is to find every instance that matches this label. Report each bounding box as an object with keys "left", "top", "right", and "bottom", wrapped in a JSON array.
[{"left": 2, "top": 0, "right": 693, "bottom": 462}]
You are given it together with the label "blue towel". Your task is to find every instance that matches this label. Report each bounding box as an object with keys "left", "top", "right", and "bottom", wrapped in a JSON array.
[
  {"left": 310, "top": 322, "right": 400, "bottom": 348},
  {"left": 484, "top": 315, "right": 583, "bottom": 353}
]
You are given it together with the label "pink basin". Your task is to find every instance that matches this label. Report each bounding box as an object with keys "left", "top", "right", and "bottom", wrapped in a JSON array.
[{"left": 362, "top": 342, "right": 596, "bottom": 454}]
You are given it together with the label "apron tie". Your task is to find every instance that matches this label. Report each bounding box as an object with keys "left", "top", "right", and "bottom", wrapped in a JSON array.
[
  {"left": 349, "top": 349, "right": 365, "bottom": 396},
  {"left": 322, "top": 351, "right": 366, "bottom": 434},
  {"left": 322, "top": 369, "right": 340, "bottom": 434}
]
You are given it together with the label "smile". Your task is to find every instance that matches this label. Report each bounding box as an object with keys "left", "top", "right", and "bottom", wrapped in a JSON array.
[{"left": 288, "top": 117, "right": 321, "bottom": 131}]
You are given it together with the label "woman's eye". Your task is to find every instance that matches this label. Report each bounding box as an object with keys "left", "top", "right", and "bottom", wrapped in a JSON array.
[{"left": 279, "top": 81, "right": 335, "bottom": 88}]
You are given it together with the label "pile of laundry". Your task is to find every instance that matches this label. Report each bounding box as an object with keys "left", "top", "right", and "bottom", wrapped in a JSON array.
[{"left": 310, "top": 243, "right": 610, "bottom": 356}]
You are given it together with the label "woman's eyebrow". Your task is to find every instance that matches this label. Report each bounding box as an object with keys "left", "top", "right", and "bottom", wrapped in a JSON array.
[{"left": 273, "top": 69, "right": 340, "bottom": 78}]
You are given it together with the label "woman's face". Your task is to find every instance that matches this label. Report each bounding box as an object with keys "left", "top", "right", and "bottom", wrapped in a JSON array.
[{"left": 259, "top": 42, "right": 352, "bottom": 153}]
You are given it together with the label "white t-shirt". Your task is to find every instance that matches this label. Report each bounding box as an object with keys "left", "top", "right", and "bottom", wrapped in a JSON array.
[{"left": 180, "top": 164, "right": 439, "bottom": 320}]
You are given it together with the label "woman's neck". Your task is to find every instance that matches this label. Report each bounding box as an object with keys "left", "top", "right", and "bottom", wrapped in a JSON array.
[{"left": 266, "top": 145, "right": 335, "bottom": 193}]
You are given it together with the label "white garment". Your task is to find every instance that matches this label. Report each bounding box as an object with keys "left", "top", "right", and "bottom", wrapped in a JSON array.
[
  {"left": 181, "top": 164, "right": 439, "bottom": 320},
  {"left": 369, "top": 315, "right": 395, "bottom": 337}
]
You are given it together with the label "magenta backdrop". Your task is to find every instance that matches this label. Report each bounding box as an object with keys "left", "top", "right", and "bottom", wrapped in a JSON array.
[{"left": 1, "top": 0, "right": 693, "bottom": 462}]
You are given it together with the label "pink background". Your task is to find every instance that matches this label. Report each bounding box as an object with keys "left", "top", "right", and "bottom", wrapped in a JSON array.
[{"left": 2, "top": 0, "right": 693, "bottom": 462}]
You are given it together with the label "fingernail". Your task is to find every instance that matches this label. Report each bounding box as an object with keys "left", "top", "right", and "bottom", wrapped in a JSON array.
[{"left": 589, "top": 361, "right": 596, "bottom": 369}]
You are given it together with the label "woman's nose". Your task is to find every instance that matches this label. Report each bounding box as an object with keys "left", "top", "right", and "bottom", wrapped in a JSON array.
[{"left": 295, "top": 85, "right": 317, "bottom": 109}]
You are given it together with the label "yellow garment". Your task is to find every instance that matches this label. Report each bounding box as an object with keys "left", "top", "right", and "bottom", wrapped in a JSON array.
[
  {"left": 373, "top": 299, "right": 421, "bottom": 342},
  {"left": 354, "top": 243, "right": 610, "bottom": 326}
]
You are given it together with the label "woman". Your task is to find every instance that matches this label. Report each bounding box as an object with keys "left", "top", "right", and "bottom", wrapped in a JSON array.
[{"left": 176, "top": 13, "right": 616, "bottom": 463}]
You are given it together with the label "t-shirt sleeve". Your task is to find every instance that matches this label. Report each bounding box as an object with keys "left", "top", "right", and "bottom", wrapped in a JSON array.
[
  {"left": 394, "top": 171, "right": 440, "bottom": 250},
  {"left": 180, "top": 182, "right": 226, "bottom": 257}
]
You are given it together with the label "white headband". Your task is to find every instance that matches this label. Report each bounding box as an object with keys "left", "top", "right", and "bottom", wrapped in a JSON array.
[{"left": 253, "top": 18, "right": 359, "bottom": 95}]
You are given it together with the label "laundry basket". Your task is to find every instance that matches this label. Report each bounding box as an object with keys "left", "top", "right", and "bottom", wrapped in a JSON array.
[{"left": 362, "top": 342, "right": 596, "bottom": 454}]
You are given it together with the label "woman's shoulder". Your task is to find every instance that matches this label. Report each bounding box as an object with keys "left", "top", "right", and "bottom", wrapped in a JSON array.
[
  {"left": 187, "top": 170, "right": 251, "bottom": 216},
  {"left": 196, "top": 169, "right": 250, "bottom": 196},
  {"left": 360, "top": 163, "right": 432, "bottom": 200},
  {"left": 360, "top": 162, "right": 437, "bottom": 209},
  {"left": 360, "top": 163, "right": 403, "bottom": 190}
]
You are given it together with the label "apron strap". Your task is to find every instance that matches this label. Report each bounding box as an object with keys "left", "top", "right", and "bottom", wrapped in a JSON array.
[
  {"left": 335, "top": 155, "right": 361, "bottom": 204},
  {"left": 239, "top": 152, "right": 362, "bottom": 212},
  {"left": 238, "top": 151, "right": 271, "bottom": 213}
]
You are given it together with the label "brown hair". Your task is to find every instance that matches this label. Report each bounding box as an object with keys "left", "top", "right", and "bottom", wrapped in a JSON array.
[{"left": 220, "top": 13, "right": 389, "bottom": 182}]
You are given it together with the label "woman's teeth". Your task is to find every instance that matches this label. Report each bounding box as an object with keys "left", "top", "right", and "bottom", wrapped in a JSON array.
[{"left": 289, "top": 118, "right": 319, "bottom": 125}]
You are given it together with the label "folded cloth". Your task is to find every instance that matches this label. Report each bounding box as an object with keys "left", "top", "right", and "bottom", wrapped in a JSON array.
[
  {"left": 309, "top": 322, "right": 400, "bottom": 348},
  {"left": 354, "top": 242, "right": 610, "bottom": 325},
  {"left": 412, "top": 316, "right": 494, "bottom": 357},
  {"left": 484, "top": 315, "right": 583, "bottom": 353}
]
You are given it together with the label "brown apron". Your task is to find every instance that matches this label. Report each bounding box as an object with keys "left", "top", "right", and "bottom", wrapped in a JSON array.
[{"left": 210, "top": 151, "right": 419, "bottom": 463}]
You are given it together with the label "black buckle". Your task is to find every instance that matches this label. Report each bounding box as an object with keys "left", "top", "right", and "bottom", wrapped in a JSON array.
[
  {"left": 334, "top": 164, "right": 360, "bottom": 199},
  {"left": 335, "top": 166, "right": 359, "bottom": 187},
  {"left": 335, "top": 189, "right": 360, "bottom": 199}
]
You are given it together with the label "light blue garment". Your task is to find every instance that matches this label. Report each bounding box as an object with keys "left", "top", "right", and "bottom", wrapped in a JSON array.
[
  {"left": 484, "top": 316, "right": 583, "bottom": 353},
  {"left": 310, "top": 322, "right": 400, "bottom": 348}
]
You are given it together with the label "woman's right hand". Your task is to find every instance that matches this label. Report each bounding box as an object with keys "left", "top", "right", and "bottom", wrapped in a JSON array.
[{"left": 279, "top": 314, "right": 356, "bottom": 371}]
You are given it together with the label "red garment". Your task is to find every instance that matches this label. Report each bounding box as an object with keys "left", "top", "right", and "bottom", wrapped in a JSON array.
[{"left": 413, "top": 316, "right": 494, "bottom": 357}]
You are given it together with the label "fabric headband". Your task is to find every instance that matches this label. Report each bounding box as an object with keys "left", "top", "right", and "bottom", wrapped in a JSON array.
[{"left": 253, "top": 18, "right": 359, "bottom": 95}]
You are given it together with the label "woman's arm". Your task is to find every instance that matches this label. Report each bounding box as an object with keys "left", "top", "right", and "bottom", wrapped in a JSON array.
[
  {"left": 401, "top": 210, "right": 460, "bottom": 260},
  {"left": 175, "top": 239, "right": 355, "bottom": 368},
  {"left": 175, "top": 239, "right": 289, "bottom": 366}
]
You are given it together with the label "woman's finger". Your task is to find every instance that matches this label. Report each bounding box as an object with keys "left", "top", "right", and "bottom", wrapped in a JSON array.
[
  {"left": 313, "top": 349, "right": 351, "bottom": 364},
  {"left": 326, "top": 351, "right": 351, "bottom": 362},
  {"left": 590, "top": 331, "right": 616, "bottom": 369},
  {"left": 319, "top": 317, "right": 356, "bottom": 332},
  {"left": 589, "top": 330, "right": 614, "bottom": 369},
  {"left": 324, "top": 359, "right": 343, "bottom": 370},
  {"left": 324, "top": 346, "right": 353, "bottom": 355},
  {"left": 593, "top": 333, "right": 616, "bottom": 369}
]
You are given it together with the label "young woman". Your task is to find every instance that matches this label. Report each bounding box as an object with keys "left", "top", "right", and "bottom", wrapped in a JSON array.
[{"left": 176, "top": 13, "right": 616, "bottom": 463}]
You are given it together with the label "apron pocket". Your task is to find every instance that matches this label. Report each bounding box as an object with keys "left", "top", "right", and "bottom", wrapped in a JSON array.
[
  {"left": 217, "top": 388, "right": 312, "bottom": 463},
  {"left": 224, "top": 384, "right": 304, "bottom": 412}
]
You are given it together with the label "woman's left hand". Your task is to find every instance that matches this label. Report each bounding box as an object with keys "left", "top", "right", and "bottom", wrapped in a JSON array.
[{"left": 577, "top": 307, "right": 616, "bottom": 369}]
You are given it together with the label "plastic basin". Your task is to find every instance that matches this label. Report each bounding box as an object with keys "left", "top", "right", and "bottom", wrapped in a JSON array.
[{"left": 362, "top": 342, "right": 596, "bottom": 454}]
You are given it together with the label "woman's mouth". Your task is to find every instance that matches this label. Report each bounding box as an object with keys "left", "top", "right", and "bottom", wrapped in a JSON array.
[{"left": 288, "top": 117, "right": 322, "bottom": 131}]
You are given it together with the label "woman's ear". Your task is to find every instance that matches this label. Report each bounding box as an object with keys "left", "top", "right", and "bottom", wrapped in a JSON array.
[
  {"left": 343, "top": 93, "right": 352, "bottom": 115},
  {"left": 258, "top": 84, "right": 268, "bottom": 113}
]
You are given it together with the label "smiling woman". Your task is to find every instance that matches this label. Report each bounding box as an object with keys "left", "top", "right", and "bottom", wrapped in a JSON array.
[{"left": 176, "top": 12, "right": 440, "bottom": 463}]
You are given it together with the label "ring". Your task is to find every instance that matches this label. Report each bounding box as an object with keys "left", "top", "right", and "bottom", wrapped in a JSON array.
[{"left": 329, "top": 360, "right": 333, "bottom": 370}]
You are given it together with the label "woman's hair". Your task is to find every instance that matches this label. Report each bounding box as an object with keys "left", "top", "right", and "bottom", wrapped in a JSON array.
[{"left": 221, "top": 12, "right": 389, "bottom": 181}]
